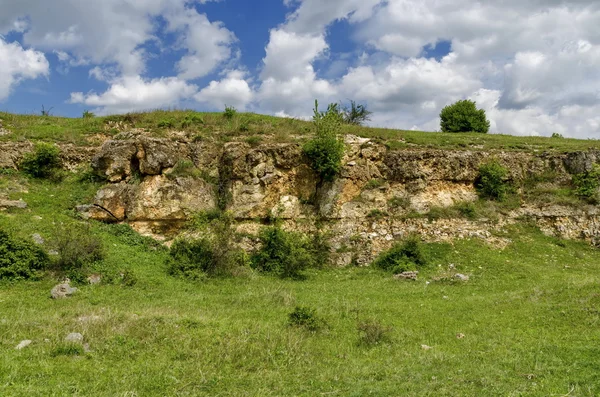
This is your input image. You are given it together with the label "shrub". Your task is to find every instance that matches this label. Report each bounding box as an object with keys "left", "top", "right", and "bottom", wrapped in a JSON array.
[
  {"left": 364, "top": 179, "right": 385, "bottom": 190},
  {"left": 251, "top": 225, "right": 315, "bottom": 279},
  {"left": 102, "top": 223, "right": 162, "bottom": 249},
  {"left": 440, "top": 100, "right": 490, "bottom": 133},
  {"left": 0, "top": 229, "right": 50, "bottom": 280},
  {"left": 303, "top": 100, "right": 345, "bottom": 182},
  {"left": 223, "top": 106, "right": 237, "bottom": 120},
  {"left": 372, "top": 236, "right": 426, "bottom": 274},
  {"left": 157, "top": 119, "right": 174, "bottom": 128},
  {"left": 52, "top": 223, "right": 104, "bottom": 271},
  {"left": 357, "top": 319, "right": 392, "bottom": 346},
  {"left": 82, "top": 110, "right": 95, "bottom": 119},
  {"left": 573, "top": 164, "right": 600, "bottom": 202},
  {"left": 476, "top": 160, "right": 510, "bottom": 201},
  {"left": 19, "top": 143, "right": 62, "bottom": 178},
  {"left": 288, "top": 306, "right": 322, "bottom": 331},
  {"left": 551, "top": 132, "right": 564, "bottom": 138},
  {"left": 180, "top": 113, "right": 204, "bottom": 128},
  {"left": 168, "top": 212, "right": 245, "bottom": 278}
]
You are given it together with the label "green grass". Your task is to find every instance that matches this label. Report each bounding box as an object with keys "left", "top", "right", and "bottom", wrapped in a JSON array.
[
  {"left": 2, "top": 109, "right": 600, "bottom": 152},
  {"left": 1, "top": 173, "right": 600, "bottom": 395}
]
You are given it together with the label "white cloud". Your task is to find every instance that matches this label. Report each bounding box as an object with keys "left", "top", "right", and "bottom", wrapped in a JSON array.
[
  {"left": 194, "top": 70, "right": 253, "bottom": 110},
  {"left": 69, "top": 75, "right": 198, "bottom": 115},
  {"left": 0, "top": 38, "right": 49, "bottom": 101},
  {"left": 165, "top": 7, "right": 237, "bottom": 80}
]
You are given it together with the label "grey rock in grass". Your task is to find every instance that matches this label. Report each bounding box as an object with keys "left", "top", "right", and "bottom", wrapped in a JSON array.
[
  {"left": 32, "top": 233, "right": 45, "bottom": 245},
  {"left": 0, "top": 199, "right": 27, "bottom": 209},
  {"left": 455, "top": 273, "right": 470, "bottom": 282},
  {"left": 51, "top": 280, "right": 78, "bottom": 299},
  {"left": 15, "top": 340, "right": 32, "bottom": 350},
  {"left": 65, "top": 333, "right": 84, "bottom": 344},
  {"left": 394, "top": 271, "right": 419, "bottom": 281}
]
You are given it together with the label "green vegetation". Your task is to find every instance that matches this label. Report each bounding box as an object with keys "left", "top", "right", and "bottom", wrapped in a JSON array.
[
  {"left": 82, "top": 110, "right": 95, "bottom": 119},
  {"left": 341, "top": 100, "right": 372, "bottom": 126},
  {"left": 303, "top": 100, "right": 345, "bottom": 182},
  {"left": 52, "top": 223, "right": 104, "bottom": 271},
  {"left": 573, "top": 164, "right": 600, "bottom": 203},
  {"left": 288, "top": 306, "right": 323, "bottom": 332},
  {"left": 440, "top": 99, "right": 490, "bottom": 133},
  {"left": 0, "top": 229, "right": 49, "bottom": 280},
  {"left": 372, "top": 236, "right": 427, "bottom": 274},
  {"left": 476, "top": 160, "right": 511, "bottom": 201},
  {"left": 1, "top": 169, "right": 600, "bottom": 395},
  {"left": 19, "top": 143, "right": 62, "bottom": 179},
  {"left": 2, "top": 109, "right": 600, "bottom": 153},
  {"left": 251, "top": 225, "right": 316, "bottom": 279},
  {"left": 223, "top": 105, "right": 237, "bottom": 120}
]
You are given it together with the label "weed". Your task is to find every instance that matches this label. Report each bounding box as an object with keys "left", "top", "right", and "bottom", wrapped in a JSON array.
[
  {"left": 245, "top": 136, "right": 262, "bottom": 147},
  {"left": 288, "top": 306, "right": 322, "bottom": 331},
  {"left": 367, "top": 209, "right": 386, "bottom": 219},
  {"left": 51, "top": 343, "right": 84, "bottom": 357},
  {"left": 357, "top": 319, "right": 392, "bottom": 346},
  {"left": 388, "top": 196, "right": 410, "bottom": 209},
  {"left": 364, "top": 179, "right": 385, "bottom": 190},
  {"left": 51, "top": 223, "right": 104, "bottom": 271},
  {"left": 180, "top": 113, "right": 204, "bottom": 129},
  {"left": 82, "top": 110, "right": 95, "bottom": 119},
  {"left": 157, "top": 119, "right": 174, "bottom": 129}
]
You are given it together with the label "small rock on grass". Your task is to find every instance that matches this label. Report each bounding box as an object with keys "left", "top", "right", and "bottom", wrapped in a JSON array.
[
  {"left": 87, "top": 274, "right": 102, "bottom": 285},
  {"left": 51, "top": 280, "right": 78, "bottom": 299},
  {"left": 65, "top": 333, "right": 84, "bottom": 344},
  {"left": 32, "top": 233, "right": 45, "bottom": 245},
  {"left": 455, "top": 274, "right": 470, "bottom": 282},
  {"left": 15, "top": 340, "right": 32, "bottom": 350},
  {"left": 421, "top": 344, "right": 433, "bottom": 351},
  {"left": 456, "top": 333, "right": 465, "bottom": 339},
  {"left": 394, "top": 271, "right": 419, "bottom": 281}
]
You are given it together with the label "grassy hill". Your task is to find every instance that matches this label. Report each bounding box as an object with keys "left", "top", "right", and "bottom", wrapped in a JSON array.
[
  {"left": 2, "top": 109, "right": 600, "bottom": 152},
  {"left": 1, "top": 110, "right": 600, "bottom": 395}
]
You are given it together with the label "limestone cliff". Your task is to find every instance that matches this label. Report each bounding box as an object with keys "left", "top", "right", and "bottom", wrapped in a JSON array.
[{"left": 4, "top": 132, "right": 600, "bottom": 264}]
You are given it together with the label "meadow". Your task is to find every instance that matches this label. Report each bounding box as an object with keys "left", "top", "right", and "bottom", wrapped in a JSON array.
[{"left": 1, "top": 172, "right": 599, "bottom": 396}]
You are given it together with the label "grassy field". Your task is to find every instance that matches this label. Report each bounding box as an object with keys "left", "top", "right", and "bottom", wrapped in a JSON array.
[
  {"left": 1, "top": 172, "right": 600, "bottom": 396},
  {"left": 2, "top": 109, "right": 600, "bottom": 152}
]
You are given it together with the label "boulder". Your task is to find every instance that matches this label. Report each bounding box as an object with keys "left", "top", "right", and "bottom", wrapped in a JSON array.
[{"left": 51, "top": 280, "right": 78, "bottom": 299}]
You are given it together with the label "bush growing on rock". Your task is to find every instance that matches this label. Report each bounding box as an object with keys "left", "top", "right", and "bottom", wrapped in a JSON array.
[
  {"left": 476, "top": 160, "right": 511, "bottom": 201},
  {"left": 440, "top": 100, "right": 490, "bottom": 133},
  {"left": 303, "top": 100, "right": 345, "bottom": 182},
  {"left": 372, "top": 236, "right": 426, "bottom": 274},
  {"left": 573, "top": 164, "right": 600, "bottom": 203},
  {"left": 0, "top": 229, "right": 50, "bottom": 280},
  {"left": 19, "top": 143, "right": 62, "bottom": 179}
]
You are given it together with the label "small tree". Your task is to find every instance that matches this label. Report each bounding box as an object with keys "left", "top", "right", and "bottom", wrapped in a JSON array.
[
  {"left": 476, "top": 160, "right": 510, "bottom": 201},
  {"left": 342, "top": 100, "right": 372, "bottom": 126},
  {"left": 440, "top": 100, "right": 490, "bottom": 133},
  {"left": 303, "top": 100, "right": 345, "bottom": 182}
]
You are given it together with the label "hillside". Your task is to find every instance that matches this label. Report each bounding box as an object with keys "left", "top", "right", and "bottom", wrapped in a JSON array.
[{"left": 1, "top": 110, "right": 600, "bottom": 396}]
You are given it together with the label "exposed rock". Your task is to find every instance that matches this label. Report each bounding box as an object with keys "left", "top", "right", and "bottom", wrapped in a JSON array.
[
  {"left": 87, "top": 274, "right": 102, "bottom": 285},
  {"left": 421, "top": 344, "right": 433, "bottom": 351},
  {"left": 51, "top": 280, "right": 77, "bottom": 299},
  {"left": 456, "top": 333, "right": 466, "bottom": 339},
  {"left": 92, "top": 140, "right": 138, "bottom": 182},
  {"left": 0, "top": 199, "right": 27, "bottom": 209},
  {"left": 15, "top": 340, "right": 32, "bottom": 350},
  {"left": 394, "top": 271, "right": 419, "bottom": 281},
  {"left": 455, "top": 274, "right": 470, "bottom": 282},
  {"left": 32, "top": 233, "right": 44, "bottom": 245},
  {"left": 65, "top": 333, "right": 84, "bottom": 344}
]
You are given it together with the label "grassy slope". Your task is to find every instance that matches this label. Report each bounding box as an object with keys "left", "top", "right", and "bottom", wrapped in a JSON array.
[
  {"left": 2, "top": 109, "right": 600, "bottom": 152},
  {"left": 1, "top": 174, "right": 599, "bottom": 396}
]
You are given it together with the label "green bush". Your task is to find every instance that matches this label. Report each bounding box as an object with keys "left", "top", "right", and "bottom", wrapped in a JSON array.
[
  {"left": 440, "top": 100, "right": 490, "bottom": 133},
  {"left": 342, "top": 100, "right": 372, "bottom": 126},
  {"left": 372, "top": 236, "right": 426, "bottom": 274},
  {"left": 0, "top": 229, "right": 50, "bottom": 280},
  {"left": 288, "top": 306, "right": 322, "bottom": 331},
  {"left": 180, "top": 113, "right": 204, "bottom": 128},
  {"left": 19, "top": 143, "right": 62, "bottom": 178},
  {"left": 251, "top": 226, "right": 315, "bottom": 279},
  {"left": 82, "top": 110, "right": 95, "bottom": 119},
  {"left": 52, "top": 223, "right": 104, "bottom": 270},
  {"left": 168, "top": 212, "right": 246, "bottom": 279},
  {"left": 223, "top": 106, "right": 237, "bottom": 120},
  {"left": 573, "top": 164, "right": 600, "bottom": 202},
  {"left": 157, "top": 119, "right": 174, "bottom": 128},
  {"left": 476, "top": 161, "right": 510, "bottom": 201},
  {"left": 357, "top": 319, "right": 393, "bottom": 346},
  {"left": 303, "top": 100, "right": 345, "bottom": 182}
]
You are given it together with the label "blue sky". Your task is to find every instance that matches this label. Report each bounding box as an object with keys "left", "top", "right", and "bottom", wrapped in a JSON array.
[{"left": 1, "top": 0, "right": 599, "bottom": 138}]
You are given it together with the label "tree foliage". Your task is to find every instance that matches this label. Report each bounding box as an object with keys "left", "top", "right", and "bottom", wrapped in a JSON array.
[
  {"left": 476, "top": 160, "right": 510, "bottom": 201},
  {"left": 440, "top": 99, "right": 490, "bottom": 133}
]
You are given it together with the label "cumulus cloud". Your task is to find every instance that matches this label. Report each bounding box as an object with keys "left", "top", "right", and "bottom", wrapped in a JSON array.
[
  {"left": 69, "top": 76, "right": 198, "bottom": 115},
  {"left": 194, "top": 70, "right": 253, "bottom": 110},
  {"left": 0, "top": 38, "right": 49, "bottom": 101}
]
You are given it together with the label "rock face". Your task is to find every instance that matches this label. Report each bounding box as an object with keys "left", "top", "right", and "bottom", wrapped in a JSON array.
[{"left": 69, "top": 133, "right": 600, "bottom": 262}]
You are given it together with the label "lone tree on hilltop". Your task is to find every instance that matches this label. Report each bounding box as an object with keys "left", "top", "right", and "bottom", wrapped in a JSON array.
[{"left": 440, "top": 99, "right": 490, "bottom": 133}]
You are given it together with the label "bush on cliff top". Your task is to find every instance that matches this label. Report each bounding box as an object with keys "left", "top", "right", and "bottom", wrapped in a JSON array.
[{"left": 440, "top": 100, "right": 490, "bottom": 134}]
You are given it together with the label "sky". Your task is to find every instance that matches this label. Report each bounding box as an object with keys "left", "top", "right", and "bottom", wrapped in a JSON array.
[{"left": 1, "top": 0, "right": 600, "bottom": 138}]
